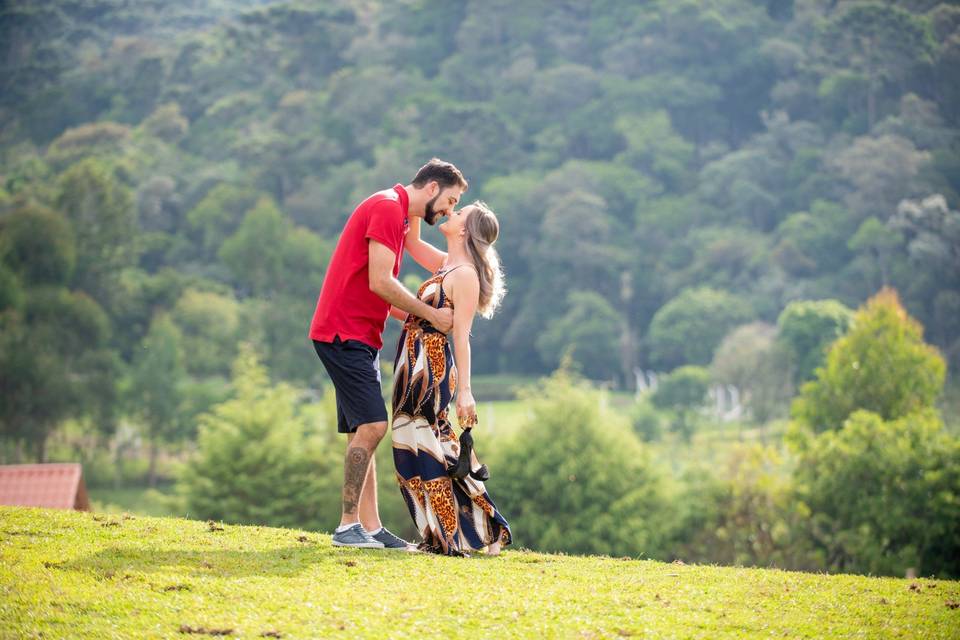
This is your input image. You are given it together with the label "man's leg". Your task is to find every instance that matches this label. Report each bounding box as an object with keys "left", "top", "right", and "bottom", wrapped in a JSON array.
[
  {"left": 339, "top": 421, "right": 387, "bottom": 528},
  {"left": 357, "top": 431, "right": 383, "bottom": 532}
]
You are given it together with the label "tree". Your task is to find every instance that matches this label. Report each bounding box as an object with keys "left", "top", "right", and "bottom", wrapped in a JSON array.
[
  {"left": 536, "top": 290, "right": 624, "bottom": 382},
  {"left": 790, "top": 409, "right": 960, "bottom": 577},
  {"left": 647, "top": 287, "right": 753, "bottom": 370},
  {"left": 179, "top": 346, "right": 342, "bottom": 529},
  {"left": 711, "top": 323, "right": 793, "bottom": 424},
  {"left": 776, "top": 299, "right": 854, "bottom": 384},
  {"left": 55, "top": 158, "right": 136, "bottom": 306},
  {"left": 650, "top": 365, "right": 711, "bottom": 440},
  {"left": 0, "top": 288, "right": 113, "bottom": 460},
  {"left": 847, "top": 217, "right": 903, "bottom": 289},
  {"left": 830, "top": 134, "right": 929, "bottom": 222},
  {"left": 171, "top": 288, "right": 240, "bottom": 379},
  {"left": 186, "top": 183, "right": 263, "bottom": 259},
  {"left": 672, "top": 444, "right": 815, "bottom": 570},
  {"left": 772, "top": 200, "right": 853, "bottom": 277},
  {"left": 0, "top": 205, "right": 75, "bottom": 286},
  {"left": 504, "top": 188, "right": 625, "bottom": 372},
  {"left": 125, "top": 314, "right": 187, "bottom": 487},
  {"left": 218, "top": 197, "right": 288, "bottom": 297},
  {"left": 820, "top": 3, "right": 936, "bottom": 129},
  {"left": 615, "top": 110, "right": 694, "bottom": 190},
  {"left": 493, "top": 370, "right": 672, "bottom": 557},
  {"left": 889, "top": 194, "right": 960, "bottom": 369},
  {"left": 791, "top": 288, "right": 945, "bottom": 432}
]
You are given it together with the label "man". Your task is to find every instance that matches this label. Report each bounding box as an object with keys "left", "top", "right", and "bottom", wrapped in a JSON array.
[{"left": 309, "top": 158, "right": 467, "bottom": 548}]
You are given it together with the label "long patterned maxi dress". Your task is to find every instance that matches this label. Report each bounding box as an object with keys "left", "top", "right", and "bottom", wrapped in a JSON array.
[{"left": 391, "top": 267, "right": 512, "bottom": 555}]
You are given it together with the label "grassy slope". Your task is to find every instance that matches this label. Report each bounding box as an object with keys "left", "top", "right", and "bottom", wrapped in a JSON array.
[{"left": 2, "top": 507, "right": 958, "bottom": 639}]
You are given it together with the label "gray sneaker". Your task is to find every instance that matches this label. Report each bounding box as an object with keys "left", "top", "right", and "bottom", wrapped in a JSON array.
[
  {"left": 371, "top": 527, "right": 411, "bottom": 550},
  {"left": 331, "top": 524, "right": 384, "bottom": 548}
]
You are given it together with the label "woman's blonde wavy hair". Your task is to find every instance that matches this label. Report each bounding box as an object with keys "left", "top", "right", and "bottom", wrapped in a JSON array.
[{"left": 463, "top": 201, "right": 505, "bottom": 319}]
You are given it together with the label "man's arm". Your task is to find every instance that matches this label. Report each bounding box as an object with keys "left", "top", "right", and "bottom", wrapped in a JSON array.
[
  {"left": 404, "top": 215, "right": 446, "bottom": 273},
  {"left": 369, "top": 240, "right": 453, "bottom": 332}
]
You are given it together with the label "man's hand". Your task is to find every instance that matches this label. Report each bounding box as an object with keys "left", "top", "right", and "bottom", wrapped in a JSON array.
[{"left": 430, "top": 307, "right": 454, "bottom": 333}]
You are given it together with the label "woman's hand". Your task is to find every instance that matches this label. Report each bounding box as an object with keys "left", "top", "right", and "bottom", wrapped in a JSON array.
[{"left": 456, "top": 389, "right": 477, "bottom": 428}]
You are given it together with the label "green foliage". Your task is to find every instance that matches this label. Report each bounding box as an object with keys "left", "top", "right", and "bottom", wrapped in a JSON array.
[
  {"left": 629, "top": 398, "right": 666, "bottom": 442},
  {"left": 650, "top": 365, "right": 711, "bottom": 440},
  {"left": 2, "top": 0, "right": 960, "bottom": 578},
  {"left": 494, "top": 371, "right": 672, "bottom": 557},
  {"left": 792, "top": 289, "right": 946, "bottom": 432},
  {"left": 790, "top": 409, "right": 960, "bottom": 577},
  {"left": 0, "top": 286, "right": 114, "bottom": 459},
  {"left": 711, "top": 323, "right": 793, "bottom": 423},
  {"left": 171, "top": 288, "right": 240, "bottom": 378},
  {"left": 776, "top": 299, "right": 854, "bottom": 384},
  {"left": 179, "top": 346, "right": 341, "bottom": 530},
  {"left": 140, "top": 103, "right": 189, "bottom": 142},
  {"left": 821, "top": 2, "right": 936, "bottom": 128},
  {"left": 672, "top": 445, "right": 815, "bottom": 569},
  {"left": 125, "top": 314, "right": 188, "bottom": 486},
  {"left": 647, "top": 287, "right": 753, "bottom": 370},
  {"left": 186, "top": 183, "right": 263, "bottom": 258},
  {"left": 616, "top": 110, "right": 695, "bottom": 190},
  {"left": 772, "top": 200, "right": 853, "bottom": 277},
  {"left": 218, "top": 196, "right": 330, "bottom": 299},
  {"left": 536, "top": 290, "right": 624, "bottom": 381},
  {"left": 55, "top": 157, "right": 136, "bottom": 305},
  {"left": 0, "top": 204, "right": 75, "bottom": 285}
]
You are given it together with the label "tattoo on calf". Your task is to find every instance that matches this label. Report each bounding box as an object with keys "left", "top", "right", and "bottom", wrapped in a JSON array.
[{"left": 342, "top": 446, "right": 370, "bottom": 515}]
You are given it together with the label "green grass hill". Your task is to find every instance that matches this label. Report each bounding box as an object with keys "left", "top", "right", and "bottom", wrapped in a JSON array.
[{"left": 2, "top": 506, "right": 958, "bottom": 639}]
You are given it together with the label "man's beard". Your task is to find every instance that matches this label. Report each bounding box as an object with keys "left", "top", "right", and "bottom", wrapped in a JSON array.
[{"left": 424, "top": 194, "right": 440, "bottom": 225}]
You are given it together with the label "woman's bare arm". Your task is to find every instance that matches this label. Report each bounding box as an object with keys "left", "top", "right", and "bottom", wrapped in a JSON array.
[
  {"left": 448, "top": 267, "right": 480, "bottom": 426},
  {"left": 404, "top": 215, "right": 447, "bottom": 273}
]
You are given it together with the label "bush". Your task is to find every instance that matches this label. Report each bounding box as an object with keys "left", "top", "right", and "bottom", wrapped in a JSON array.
[
  {"left": 792, "top": 288, "right": 946, "bottom": 432},
  {"left": 670, "top": 444, "right": 816, "bottom": 570},
  {"left": 179, "top": 346, "right": 342, "bottom": 530},
  {"left": 493, "top": 370, "right": 673, "bottom": 557},
  {"left": 790, "top": 409, "right": 960, "bottom": 578}
]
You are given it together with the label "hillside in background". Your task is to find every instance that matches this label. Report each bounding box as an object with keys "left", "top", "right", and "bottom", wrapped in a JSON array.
[{"left": 2, "top": 0, "right": 958, "bottom": 384}]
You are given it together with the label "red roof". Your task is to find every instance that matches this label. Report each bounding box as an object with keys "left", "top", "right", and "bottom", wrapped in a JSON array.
[{"left": 0, "top": 463, "right": 90, "bottom": 511}]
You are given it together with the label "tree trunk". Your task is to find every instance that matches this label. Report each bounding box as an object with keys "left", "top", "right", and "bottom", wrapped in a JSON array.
[
  {"left": 113, "top": 438, "right": 123, "bottom": 490},
  {"left": 36, "top": 432, "right": 47, "bottom": 463},
  {"left": 148, "top": 438, "right": 159, "bottom": 489}
]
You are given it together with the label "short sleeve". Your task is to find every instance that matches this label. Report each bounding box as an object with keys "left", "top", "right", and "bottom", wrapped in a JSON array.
[{"left": 365, "top": 200, "right": 406, "bottom": 256}]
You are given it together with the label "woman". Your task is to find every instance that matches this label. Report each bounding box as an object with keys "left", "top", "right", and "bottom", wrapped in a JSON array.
[{"left": 390, "top": 201, "right": 512, "bottom": 556}]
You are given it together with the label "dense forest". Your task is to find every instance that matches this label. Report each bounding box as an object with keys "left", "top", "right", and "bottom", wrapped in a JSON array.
[{"left": 1, "top": 0, "right": 959, "bottom": 575}]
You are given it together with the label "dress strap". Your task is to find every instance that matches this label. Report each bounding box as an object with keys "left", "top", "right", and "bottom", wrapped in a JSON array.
[{"left": 439, "top": 263, "right": 478, "bottom": 281}]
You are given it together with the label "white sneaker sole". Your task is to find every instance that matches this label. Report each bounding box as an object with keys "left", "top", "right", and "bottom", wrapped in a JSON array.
[{"left": 331, "top": 539, "right": 385, "bottom": 548}]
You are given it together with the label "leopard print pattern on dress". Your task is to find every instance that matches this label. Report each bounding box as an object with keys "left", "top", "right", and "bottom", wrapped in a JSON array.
[
  {"left": 404, "top": 476, "right": 427, "bottom": 510},
  {"left": 423, "top": 331, "right": 447, "bottom": 387},
  {"left": 423, "top": 477, "right": 458, "bottom": 539},
  {"left": 472, "top": 494, "right": 496, "bottom": 518}
]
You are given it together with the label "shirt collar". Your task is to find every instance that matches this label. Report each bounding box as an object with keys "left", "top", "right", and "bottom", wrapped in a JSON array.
[{"left": 393, "top": 184, "right": 409, "bottom": 225}]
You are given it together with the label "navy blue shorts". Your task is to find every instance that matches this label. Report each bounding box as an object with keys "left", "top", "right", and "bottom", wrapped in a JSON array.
[{"left": 313, "top": 337, "right": 388, "bottom": 434}]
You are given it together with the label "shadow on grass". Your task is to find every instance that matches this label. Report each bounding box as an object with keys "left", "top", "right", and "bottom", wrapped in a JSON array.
[{"left": 59, "top": 544, "right": 419, "bottom": 579}]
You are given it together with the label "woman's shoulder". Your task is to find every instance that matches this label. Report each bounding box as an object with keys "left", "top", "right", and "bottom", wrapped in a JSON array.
[{"left": 441, "top": 263, "right": 479, "bottom": 281}]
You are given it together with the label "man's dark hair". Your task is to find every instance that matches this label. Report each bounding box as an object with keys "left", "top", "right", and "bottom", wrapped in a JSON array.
[{"left": 411, "top": 158, "right": 468, "bottom": 191}]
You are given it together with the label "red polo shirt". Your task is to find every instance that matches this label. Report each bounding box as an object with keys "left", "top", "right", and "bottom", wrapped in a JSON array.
[{"left": 309, "top": 184, "right": 409, "bottom": 350}]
